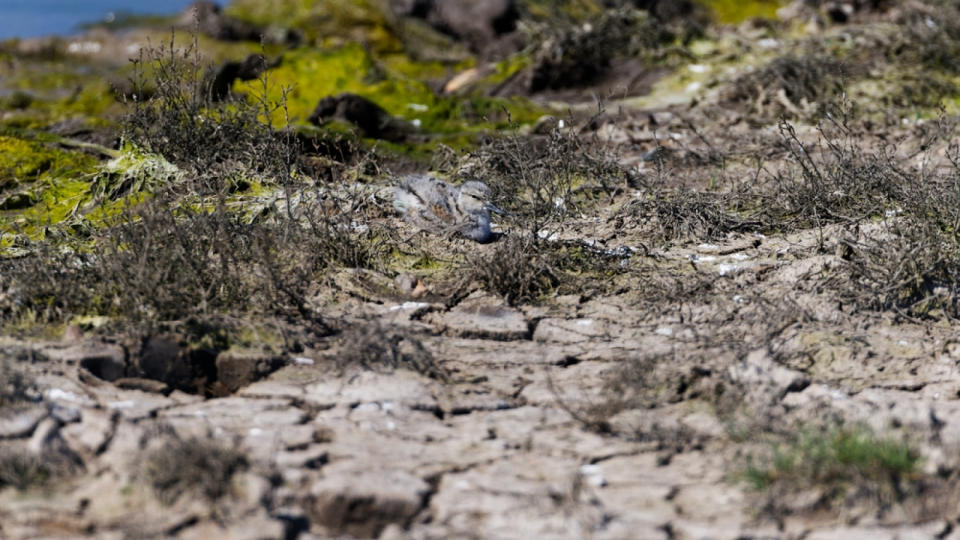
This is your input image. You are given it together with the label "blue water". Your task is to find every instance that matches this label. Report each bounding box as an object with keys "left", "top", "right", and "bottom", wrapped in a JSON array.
[{"left": 0, "top": 0, "right": 217, "bottom": 39}]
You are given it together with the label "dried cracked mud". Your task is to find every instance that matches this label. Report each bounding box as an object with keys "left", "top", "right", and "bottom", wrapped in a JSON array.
[
  {"left": 7, "top": 0, "right": 960, "bottom": 538},
  {"left": 5, "top": 216, "right": 960, "bottom": 538}
]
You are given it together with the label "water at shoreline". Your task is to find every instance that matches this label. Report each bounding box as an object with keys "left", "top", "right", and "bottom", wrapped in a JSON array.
[{"left": 0, "top": 0, "right": 215, "bottom": 40}]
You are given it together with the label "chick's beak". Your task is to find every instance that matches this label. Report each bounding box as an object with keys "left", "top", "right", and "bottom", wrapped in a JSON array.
[{"left": 487, "top": 203, "right": 509, "bottom": 216}]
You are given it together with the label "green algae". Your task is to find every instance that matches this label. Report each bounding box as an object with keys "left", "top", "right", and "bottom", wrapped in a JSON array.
[
  {"left": 226, "top": 0, "right": 404, "bottom": 53},
  {"left": 521, "top": 0, "right": 606, "bottom": 21},
  {"left": 0, "top": 76, "right": 119, "bottom": 131},
  {"left": 0, "top": 137, "right": 185, "bottom": 247},
  {"left": 0, "top": 135, "right": 97, "bottom": 187},
  {"left": 236, "top": 43, "right": 545, "bottom": 144},
  {"left": 93, "top": 145, "right": 183, "bottom": 202},
  {"left": 699, "top": 0, "right": 785, "bottom": 24},
  {"left": 19, "top": 177, "right": 93, "bottom": 233}
]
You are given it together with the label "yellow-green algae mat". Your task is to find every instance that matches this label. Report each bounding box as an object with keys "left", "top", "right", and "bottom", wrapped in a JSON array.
[{"left": 0, "top": 135, "right": 100, "bottom": 248}]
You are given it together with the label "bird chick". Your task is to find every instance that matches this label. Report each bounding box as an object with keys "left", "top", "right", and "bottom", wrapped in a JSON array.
[{"left": 394, "top": 174, "right": 500, "bottom": 243}]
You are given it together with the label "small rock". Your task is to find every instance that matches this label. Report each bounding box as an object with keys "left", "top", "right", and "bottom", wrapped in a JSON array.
[
  {"left": 403, "top": 0, "right": 521, "bottom": 57},
  {"left": 728, "top": 349, "right": 809, "bottom": 404},
  {"left": 137, "top": 335, "right": 217, "bottom": 394},
  {"left": 395, "top": 273, "right": 429, "bottom": 298},
  {"left": 158, "top": 397, "right": 308, "bottom": 432},
  {"left": 49, "top": 404, "right": 81, "bottom": 424},
  {"left": 0, "top": 192, "right": 37, "bottom": 210},
  {"left": 437, "top": 293, "right": 529, "bottom": 340},
  {"left": 307, "top": 469, "right": 429, "bottom": 538},
  {"left": 208, "top": 54, "right": 275, "bottom": 101},
  {"left": 114, "top": 377, "right": 169, "bottom": 394},
  {"left": 80, "top": 353, "right": 126, "bottom": 382},
  {"left": 274, "top": 445, "right": 329, "bottom": 470},
  {"left": 62, "top": 325, "right": 83, "bottom": 343},
  {"left": 27, "top": 417, "right": 60, "bottom": 454},
  {"left": 533, "top": 318, "right": 608, "bottom": 344},
  {"left": 305, "top": 370, "right": 439, "bottom": 411},
  {"left": 40, "top": 343, "right": 126, "bottom": 380},
  {"left": 215, "top": 349, "right": 286, "bottom": 393},
  {"left": 0, "top": 406, "right": 47, "bottom": 438},
  {"left": 177, "top": 0, "right": 264, "bottom": 42},
  {"left": 308, "top": 93, "right": 411, "bottom": 141},
  {"left": 61, "top": 409, "right": 116, "bottom": 461}
]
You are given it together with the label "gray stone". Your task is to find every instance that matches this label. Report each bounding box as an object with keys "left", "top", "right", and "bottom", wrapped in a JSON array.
[
  {"left": 26, "top": 417, "right": 59, "bottom": 454},
  {"left": 48, "top": 404, "right": 81, "bottom": 424},
  {"left": 114, "top": 377, "right": 169, "bottom": 393},
  {"left": 0, "top": 406, "right": 47, "bottom": 439},
  {"left": 158, "top": 397, "right": 308, "bottom": 433},
  {"left": 43, "top": 385, "right": 96, "bottom": 409},
  {"left": 94, "top": 389, "right": 181, "bottom": 421},
  {"left": 728, "top": 348, "right": 809, "bottom": 405},
  {"left": 61, "top": 409, "right": 115, "bottom": 461},
  {"left": 427, "top": 455, "right": 599, "bottom": 538},
  {"left": 215, "top": 349, "right": 286, "bottom": 393},
  {"left": 40, "top": 343, "right": 126, "bottom": 381},
  {"left": 304, "top": 369, "right": 440, "bottom": 411},
  {"left": 667, "top": 518, "right": 744, "bottom": 540},
  {"left": 804, "top": 527, "right": 897, "bottom": 540},
  {"left": 433, "top": 292, "right": 529, "bottom": 341},
  {"left": 274, "top": 445, "right": 329, "bottom": 470},
  {"left": 307, "top": 468, "right": 429, "bottom": 538},
  {"left": 238, "top": 379, "right": 307, "bottom": 400},
  {"left": 533, "top": 318, "right": 610, "bottom": 344}
]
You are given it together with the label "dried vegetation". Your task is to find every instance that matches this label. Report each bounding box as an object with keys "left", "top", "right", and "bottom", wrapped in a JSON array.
[
  {"left": 144, "top": 434, "right": 249, "bottom": 505},
  {"left": 0, "top": 34, "right": 392, "bottom": 345}
]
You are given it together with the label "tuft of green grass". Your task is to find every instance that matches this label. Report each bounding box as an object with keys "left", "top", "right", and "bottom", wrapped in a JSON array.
[{"left": 743, "top": 425, "right": 921, "bottom": 491}]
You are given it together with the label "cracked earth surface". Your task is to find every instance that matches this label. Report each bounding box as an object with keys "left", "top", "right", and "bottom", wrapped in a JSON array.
[{"left": 4, "top": 210, "right": 960, "bottom": 539}]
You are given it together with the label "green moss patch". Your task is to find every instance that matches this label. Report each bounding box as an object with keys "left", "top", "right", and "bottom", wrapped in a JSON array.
[
  {"left": 238, "top": 44, "right": 545, "bottom": 146},
  {"left": 0, "top": 135, "right": 97, "bottom": 186},
  {"left": 0, "top": 137, "right": 178, "bottom": 244},
  {"left": 227, "top": 0, "right": 403, "bottom": 53},
  {"left": 744, "top": 425, "right": 921, "bottom": 491},
  {"left": 700, "top": 0, "right": 784, "bottom": 24}
]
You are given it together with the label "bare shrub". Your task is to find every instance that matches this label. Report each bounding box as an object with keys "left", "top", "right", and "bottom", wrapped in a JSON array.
[
  {"left": 525, "top": 8, "right": 659, "bottom": 92},
  {"left": 890, "top": 1, "right": 960, "bottom": 75},
  {"left": 833, "top": 219, "right": 960, "bottom": 319},
  {"left": 460, "top": 234, "right": 562, "bottom": 305},
  {"left": 616, "top": 134, "right": 761, "bottom": 245},
  {"left": 0, "top": 356, "right": 34, "bottom": 409},
  {"left": 0, "top": 31, "right": 393, "bottom": 342},
  {"left": 460, "top": 232, "right": 628, "bottom": 305},
  {"left": 622, "top": 186, "right": 761, "bottom": 245},
  {"left": 761, "top": 107, "right": 924, "bottom": 231},
  {"left": 332, "top": 322, "right": 446, "bottom": 381},
  {"left": 144, "top": 435, "right": 249, "bottom": 505},
  {"left": 121, "top": 32, "right": 297, "bottom": 192},
  {"left": 726, "top": 54, "right": 847, "bottom": 119},
  {"left": 0, "top": 448, "right": 52, "bottom": 490},
  {"left": 469, "top": 117, "right": 625, "bottom": 242},
  {"left": 756, "top": 108, "right": 960, "bottom": 320},
  {"left": 0, "top": 190, "right": 392, "bottom": 341},
  {"left": 0, "top": 444, "right": 80, "bottom": 491}
]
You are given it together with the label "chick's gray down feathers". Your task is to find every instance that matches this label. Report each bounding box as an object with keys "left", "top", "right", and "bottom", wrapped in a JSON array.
[{"left": 394, "top": 174, "right": 496, "bottom": 242}]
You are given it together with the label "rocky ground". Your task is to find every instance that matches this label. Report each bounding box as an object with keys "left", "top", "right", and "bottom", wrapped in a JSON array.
[{"left": 6, "top": 0, "right": 960, "bottom": 538}]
